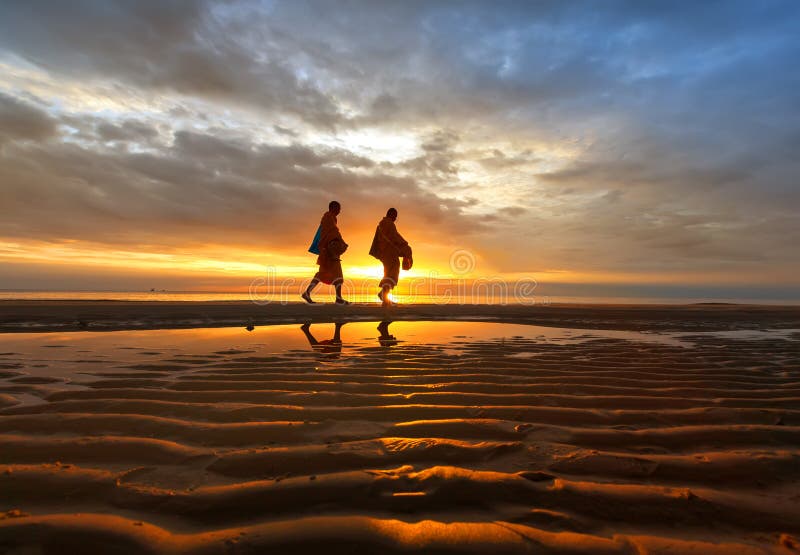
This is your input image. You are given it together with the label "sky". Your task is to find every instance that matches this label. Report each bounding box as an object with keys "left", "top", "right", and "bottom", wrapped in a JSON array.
[{"left": 0, "top": 0, "right": 798, "bottom": 301}]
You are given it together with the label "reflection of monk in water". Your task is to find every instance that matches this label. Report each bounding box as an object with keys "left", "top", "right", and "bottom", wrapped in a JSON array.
[
  {"left": 300, "top": 322, "right": 344, "bottom": 357},
  {"left": 377, "top": 321, "right": 398, "bottom": 346},
  {"left": 369, "top": 208, "right": 412, "bottom": 306},
  {"left": 303, "top": 201, "right": 350, "bottom": 305}
]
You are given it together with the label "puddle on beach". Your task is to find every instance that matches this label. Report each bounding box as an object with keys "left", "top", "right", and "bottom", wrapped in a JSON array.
[
  {"left": 0, "top": 322, "right": 676, "bottom": 368},
  {"left": 0, "top": 321, "right": 797, "bottom": 382},
  {"left": 4, "top": 321, "right": 679, "bottom": 407}
]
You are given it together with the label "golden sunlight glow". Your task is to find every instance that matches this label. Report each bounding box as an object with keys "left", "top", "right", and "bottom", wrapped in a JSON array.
[
  {"left": 2, "top": 236, "right": 777, "bottom": 296},
  {"left": 317, "top": 127, "right": 422, "bottom": 163},
  {"left": 0, "top": 241, "right": 273, "bottom": 275}
]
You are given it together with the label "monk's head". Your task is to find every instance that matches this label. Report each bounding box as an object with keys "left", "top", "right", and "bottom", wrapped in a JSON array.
[
  {"left": 387, "top": 207, "right": 398, "bottom": 221},
  {"left": 329, "top": 201, "right": 341, "bottom": 215}
]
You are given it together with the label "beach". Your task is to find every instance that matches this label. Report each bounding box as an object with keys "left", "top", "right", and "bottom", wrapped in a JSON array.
[
  {"left": 2, "top": 300, "right": 800, "bottom": 333},
  {"left": 3, "top": 0, "right": 799, "bottom": 552},
  {"left": 0, "top": 303, "right": 798, "bottom": 553}
]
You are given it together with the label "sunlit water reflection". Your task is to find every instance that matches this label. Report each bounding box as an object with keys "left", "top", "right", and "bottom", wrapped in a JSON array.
[{"left": 1, "top": 321, "right": 797, "bottom": 390}]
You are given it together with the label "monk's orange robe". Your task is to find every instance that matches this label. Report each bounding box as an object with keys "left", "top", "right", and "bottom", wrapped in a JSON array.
[
  {"left": 369, "top": 217, "right": 410, "bottom": 289},
  {"left": 314, "top": 211, "right": 344, "bottom": 285}
]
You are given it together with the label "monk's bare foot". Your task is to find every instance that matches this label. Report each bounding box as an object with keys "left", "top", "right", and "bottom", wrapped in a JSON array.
[
  {"left": 335, "top": 298, "right": 350, "bottom": 305},
  {"left": 301, "top": 292, "right": 315, "bottom": 304},
  {"left": 379, "top": 291, "right": 395, "bottom": 307}
]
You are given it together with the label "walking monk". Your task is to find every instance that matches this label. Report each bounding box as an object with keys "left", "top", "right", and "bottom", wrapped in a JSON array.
[
  {"left": 303, "top": 201, "right": 350, "bottom": 304},
  {"left": 369, "top": 207, "right": 412, "bottom": 306}
]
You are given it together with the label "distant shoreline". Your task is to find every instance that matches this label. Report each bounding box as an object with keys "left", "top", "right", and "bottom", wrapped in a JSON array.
[
  {"left": 2, "top": 291, "right": 797, "bottom": 306},
  {"left": 0, "top": 300, "right": 798, "bottom": 334}
]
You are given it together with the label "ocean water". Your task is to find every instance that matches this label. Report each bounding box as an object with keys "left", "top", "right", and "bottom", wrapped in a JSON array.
[{"left": 0, "top": 290, "right": 795, "bottom": 305}]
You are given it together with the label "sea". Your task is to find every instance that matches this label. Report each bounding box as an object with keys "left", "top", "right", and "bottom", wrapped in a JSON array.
[{"left": 0, "top": 290, "right": 795, "bottom": 306}]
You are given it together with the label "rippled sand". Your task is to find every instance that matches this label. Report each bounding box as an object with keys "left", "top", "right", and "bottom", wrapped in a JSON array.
[{"left": 0, "top": 321, "right": 799, "bottom": 554}]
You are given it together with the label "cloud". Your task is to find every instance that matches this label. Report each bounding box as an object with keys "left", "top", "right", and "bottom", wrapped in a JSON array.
[
  {"left": 96, "top": 119, "right": 160, "bottom": 143},
  {"left": 0, "top": 121, "right": 492, "bottom": 257},
  {"left": 0, "top": 0, "right": 798, "bottom": 289},
  {"left": 0, "top": 92, "right": 56, "bottom": 143},
  {"left": 0, "top": 0, "right": 345, "bottom": 128}
]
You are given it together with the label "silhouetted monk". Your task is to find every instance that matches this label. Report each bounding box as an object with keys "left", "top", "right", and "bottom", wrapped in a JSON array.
[
  {"left": 303, "top": 201, "right": 350, "bottom": 304},
  {"left": 369, "top": 208, "right": 412, "bottom": 306}
]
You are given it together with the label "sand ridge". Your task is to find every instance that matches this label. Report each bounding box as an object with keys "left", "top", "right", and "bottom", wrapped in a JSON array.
[{"left": 0, "top": 320, "right": 799, "bottom": 553}]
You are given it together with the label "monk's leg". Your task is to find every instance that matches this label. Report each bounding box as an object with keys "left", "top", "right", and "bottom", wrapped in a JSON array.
[
  {"left": 302, "top": 278, "right": 319, "bottom": 303},
  {"left": 379, "top": 258, "right": 400, "bottom": 305},
  {"left": 378, "top": 261, "right": 388, "bottom": 302},
  {"left": 333, "top": 266, "right": 349, "bottom": 304},
  {"left": 334, "top": 282, "right": 349, "bottom": 304},
  {"left": 326, "top": 260, "right": 347, "bottom": 304},
  {"left": 379, "top": 282, "right": 393, "bottom": 306}
]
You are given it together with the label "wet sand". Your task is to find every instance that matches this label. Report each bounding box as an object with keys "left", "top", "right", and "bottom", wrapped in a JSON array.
[
  {"left": 1, "top": 300, "right": 799, "bottom": 332},
  {"left": 0, "top": 315, "right": 799, "bottom": 553}
]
